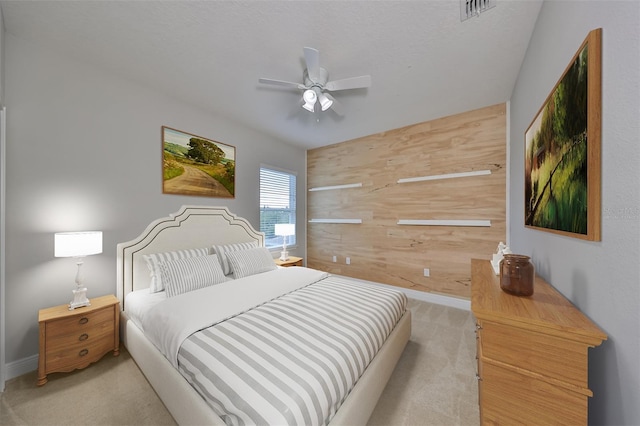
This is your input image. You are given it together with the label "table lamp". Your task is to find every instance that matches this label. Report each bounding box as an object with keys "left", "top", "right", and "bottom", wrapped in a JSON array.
[
  {"left": 54, "top": 231, "right": 103, "bottom": 310},
  {"left": 274, "top": 223, "right": 295, "bottom": 261}
]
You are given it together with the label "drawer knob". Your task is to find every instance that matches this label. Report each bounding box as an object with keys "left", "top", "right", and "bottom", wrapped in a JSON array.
[
  {"left": 79, "top": 333, "right": 89, "bottom": 341},
  {"left": 475, "top": 323, "right": 482, "bottom": 330},
  {"left": 79, "top": 349, "right": 89, "bottom": 357},
  {"left": 475, "top": 373, "right": 482, "bottom": 381},
  {"left": 79, "top": 317, "right": 89, "bottom": 325}
]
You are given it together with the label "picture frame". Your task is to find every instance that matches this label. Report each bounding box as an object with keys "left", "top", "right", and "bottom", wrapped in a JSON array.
[
  {"left": 524, "top": 28, "right": 601, "bottom": 241},
  {"left": 162, "top": 126, "right": 236, "bottom": 198}
]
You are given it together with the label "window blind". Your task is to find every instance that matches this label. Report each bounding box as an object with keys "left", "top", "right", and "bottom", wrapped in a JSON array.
[{"left": 260, "top": 167, "right": 296, "bottom": 248}]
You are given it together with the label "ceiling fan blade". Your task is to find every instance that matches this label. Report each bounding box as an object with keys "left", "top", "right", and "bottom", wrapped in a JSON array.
[
  {"left": 303, "top": 47, "right": 321, "bottom": 83},
  {"left": 258, "top": 78, "right": 305, "bottom": 90},
  {"left": 325, "top": 75, "right": 372, "bottom": 91}
]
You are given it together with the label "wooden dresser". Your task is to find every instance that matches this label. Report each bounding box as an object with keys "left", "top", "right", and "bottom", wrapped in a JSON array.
[
  {"left": 471, "top": 259, "right": 606, "bottom": 424},
  {"left": 38, "top": 294, "right": 120, "bottom": 386}
]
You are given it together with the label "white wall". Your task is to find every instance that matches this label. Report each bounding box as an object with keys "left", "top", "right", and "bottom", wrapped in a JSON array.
[
  {"left": 509, "top": 2, "right": 639, "bottom": 424},
  {"left": 0, "top": 2, "right": 6, "bottom": 391},
  {"left": 4, "top": 34, "right": 307, "bottom": 365}
]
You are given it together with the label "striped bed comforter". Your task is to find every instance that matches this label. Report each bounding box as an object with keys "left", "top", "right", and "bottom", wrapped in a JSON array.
[{"left": 175, "top": 273, "right": 407, "bottom": 426}]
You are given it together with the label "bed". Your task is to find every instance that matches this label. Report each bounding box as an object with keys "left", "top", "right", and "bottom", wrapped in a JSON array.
[{"left": 117, "top": 205, "right": 411, "bottom": 425}]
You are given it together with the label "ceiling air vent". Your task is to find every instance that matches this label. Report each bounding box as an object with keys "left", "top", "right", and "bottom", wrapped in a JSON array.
[{"left": 460, "top": 0, "right": 496, "bottom": 21}]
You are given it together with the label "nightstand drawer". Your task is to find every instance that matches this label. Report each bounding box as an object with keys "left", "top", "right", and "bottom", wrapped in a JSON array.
[
  {"left": 46, "top": 307, "right": 114, "bottom": 339},
  {"left": 44, "top": 329, "right": 115, "bottom": 372}
]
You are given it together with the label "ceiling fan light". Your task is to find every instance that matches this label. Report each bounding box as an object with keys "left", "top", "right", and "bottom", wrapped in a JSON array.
[
  {"left": 302, "top": 89, "right": 317, "bottom": 112},
  {"left": 318, "top": 92, "right": 333, "bottom": 111}
]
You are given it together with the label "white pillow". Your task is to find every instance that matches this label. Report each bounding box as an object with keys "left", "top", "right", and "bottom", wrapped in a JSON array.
[
  {"left": 212, "top": 241, "right": 259, "bottom": 275},
  {"left": 225, "top": 247, "right": 277, "bottom": 279},
  {"left": 159, "top": 254, "right": 227, "bottom": 298},
  {"left": 143, "top": 248, "right": 210, "bottom": 293}
]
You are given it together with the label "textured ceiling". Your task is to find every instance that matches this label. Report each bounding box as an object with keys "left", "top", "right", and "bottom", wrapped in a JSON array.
[{"left": 0, "top": 0, "right": 543, "bottom": 150}]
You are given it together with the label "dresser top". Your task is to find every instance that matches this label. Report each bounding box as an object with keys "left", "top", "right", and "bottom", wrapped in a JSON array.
[{"left": 471, "top": 259, "right": 606, "bottom": 345}]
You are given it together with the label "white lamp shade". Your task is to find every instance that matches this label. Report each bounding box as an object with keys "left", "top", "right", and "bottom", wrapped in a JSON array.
[
  {"left": 274, "top": 223, "right": 295, "bottom": 237},
  {"left": 302, "top": 89, "right": 317, "bottom": 112},
  {"left": 318, "top": 92, "right": 333, "bottom": 111},
  {"left": 55, "top": 231, "right": 103, "bottom": 257}
]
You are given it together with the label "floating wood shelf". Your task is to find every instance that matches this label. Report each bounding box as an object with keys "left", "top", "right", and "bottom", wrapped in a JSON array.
[
  {"left": 308, "top": 183, "right": 363, "bottom": 192},
  {"left": 397, "top": 169, "right": 491, "bottom": 184},
  {"left": 397, "top": 219, "right": 491, "bottom": 227},
  {"left": 308, "top": 218, "right": 363, "bottom": 224}
]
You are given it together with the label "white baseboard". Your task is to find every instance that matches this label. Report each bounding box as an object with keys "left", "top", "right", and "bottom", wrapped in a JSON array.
[
  {"left": 333, "top": 274, "right": 470, "bottom": 311},
  {"left": 5, "top": 354, "right": 37, "bottom": 382}
]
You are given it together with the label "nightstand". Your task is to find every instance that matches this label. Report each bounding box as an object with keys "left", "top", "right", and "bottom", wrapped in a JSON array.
[
  {"left": 37, "top": 294, "right": 120, "bottom": 386},
  {"left": 274, "top": 256, "right": 303, "bottom": 267}
]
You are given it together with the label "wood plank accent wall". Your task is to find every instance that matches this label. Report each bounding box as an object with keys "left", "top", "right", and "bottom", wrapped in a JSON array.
[{"left": 307, "top": 103, "right": 506, "bottom": 299}]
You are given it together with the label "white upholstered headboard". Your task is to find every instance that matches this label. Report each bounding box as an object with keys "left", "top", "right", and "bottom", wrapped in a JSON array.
[{"left": 116, "top": 205, "right": 264, "bottom": 310}]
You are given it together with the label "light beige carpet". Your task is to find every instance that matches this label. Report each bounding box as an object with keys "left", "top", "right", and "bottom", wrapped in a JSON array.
[{"left": 0, "top": 299, "right": 479, "bottom": 425}]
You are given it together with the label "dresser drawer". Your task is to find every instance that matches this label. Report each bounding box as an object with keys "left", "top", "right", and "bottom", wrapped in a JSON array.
[
  {"left": 475, "top": 322, "right": 484, "bottom": 419},
  {"left": 481, "top": 362, "right": 588, "bottom": 425},
  {"left": 479, "top": 320, "right": 589, "bottom": 388}
]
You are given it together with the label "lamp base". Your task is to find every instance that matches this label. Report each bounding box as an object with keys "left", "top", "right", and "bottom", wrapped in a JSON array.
[
  {"left": 279, "top": 250, "right": 289, "bottom": 261},
  {"left": 69, "top": 287, "right": 91, "bottom": 310}
]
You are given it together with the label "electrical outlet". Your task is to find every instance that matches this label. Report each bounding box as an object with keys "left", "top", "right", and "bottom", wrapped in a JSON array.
[
  {"left": 332, "top": 255, "right": 337, "bottom": 262},
  {"left": 346, "top": 257, "right": 351, "bottom": 265},
  {"left": 423, "top": 268, "right": 430, "bottom": 277}
]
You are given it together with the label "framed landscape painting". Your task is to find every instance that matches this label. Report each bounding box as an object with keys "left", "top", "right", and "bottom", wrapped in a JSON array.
[
  {"left": 162, "top": 126, "right": 236, "bottom": 198},
  {"left": 524, "top": 28, "right": 601, "bottom": 241}
]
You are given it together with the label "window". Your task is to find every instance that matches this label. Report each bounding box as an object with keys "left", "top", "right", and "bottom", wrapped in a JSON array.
[{"left": 260, "top": 166, "right": 296, "bottom": 249}]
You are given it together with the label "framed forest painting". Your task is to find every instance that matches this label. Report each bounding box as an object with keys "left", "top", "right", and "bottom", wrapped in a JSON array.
[
  {"left": 162, "top": 126, "right": 236, "bottom": 198},
  {"left": 524, "top": 28, "right": 601, "bottom": 241}
]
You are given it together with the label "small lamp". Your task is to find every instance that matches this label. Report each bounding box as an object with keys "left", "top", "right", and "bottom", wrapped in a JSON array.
[
  {"left": 274, "top": 223, "right": 295, "bottom": 261},
  {"left": 55, "top": 231, "right": 103, "bottom": 310}
]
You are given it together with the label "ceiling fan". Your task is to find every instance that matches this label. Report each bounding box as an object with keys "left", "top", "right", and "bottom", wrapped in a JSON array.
[{"left": 258, "top": 47, "right": 372, "bottom": 114}]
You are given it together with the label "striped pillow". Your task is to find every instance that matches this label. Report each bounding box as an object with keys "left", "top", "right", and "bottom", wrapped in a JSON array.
[
  {"left": 143, "top": 248, "right": 210, "bottom": 293},
  {"left": 159, "top": 254, "right": 227, "bottom": 298},
  {"left": 212, "top": 241, "right": 259, "bottom": 275},
  {"left": 225, "top": 247, "right": 277, "bottom": 279}
]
